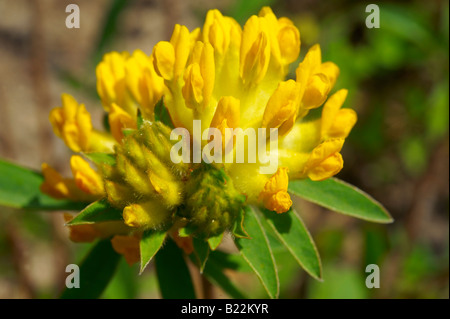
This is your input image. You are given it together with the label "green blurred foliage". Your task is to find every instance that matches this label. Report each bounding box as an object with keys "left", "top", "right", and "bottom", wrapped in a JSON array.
[
  {"left": 2, "top": 0, "right": 446, "bottom": 299},
  {"left": 60, "top": 0, "right": 450, "bottom": 299}
]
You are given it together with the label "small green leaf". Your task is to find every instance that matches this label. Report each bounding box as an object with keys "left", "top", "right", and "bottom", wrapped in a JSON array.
[
  {"left": 192, "top": 237, "right": 210, "bottom": 273},
  {"left": 83, "top": 152, "right": 116, "bottom": 166},
  {"left": 155, "top": 239, "right": 196, "bottom": 299},
  {"left": 60, "top": 239, "right": 120, "bottom": 299},
  {"left": 232, "top": 208, "right": 250, "bottom": 238},
  {"left": 122, "top": 129, "right": 135, "bottom": 137},
  {"left": 178, "top": 225, "right": 195, "bottom": 237},
  {"left": 208, "top": 250, "right": 253, "bottom": 272},
  {"left": 137, "top": 108, "right": 144, "bottom": 129},
  {"left": 261, "top": 208, "right": 322, "bottom": 280},
  {"left": 67, "top": 199, "right": 123, "bottom": 225},
  {"left": 208, "top": 232, "right": 224, "bottom": 250},
  {"left": 201, "top": 253, "right": 247, "bottom": 299},
  {"left": 93, "top": 0, "right": 129, "bottom": 63},
  {"left": 0, "top": 159, "right": 85, "bottom": 211},
  {"left": 140, "top": 229, "right": 166, "bottom": 274},
  {"left": 289, "top": 178, "right": 393, "bottom": 223},
  {"left": 234, "top": 206, "right": 279, "bottom": 299},
  {"left": 154, "top": 98, "right": 174, "bottom": 128}
]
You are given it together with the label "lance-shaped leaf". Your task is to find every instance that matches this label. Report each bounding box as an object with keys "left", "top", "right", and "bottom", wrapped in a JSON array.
[
  {"left": 289, "top": 178, "right": 393, "bottom": 223},
  {"left": 60, "top": 239, "right": 120, "bottom": 299},
  {"left": 0, "top": 159, "right": 85, "bottom": 211},
  {"left": 140, "top": 229, "right": 166, "bottom": 274},
  {"left": 261, "top": 208, "right": 322, "bottom": 280},
  {"left": 155, "top": 239, "right": 196, "bottom": 299},
  {"left": 67, "top": 199, "right": 123, "bottom": 225},
  {"left": 154, "top": 98, "right": 174, "bottom": 128},
  {"left": 232, "top": 207, "right": 250, "bottom": 238},
  {"left": 234, "top": 206, "right": 279, "bottom": 299},
  {"left": 208, "top": 232, "right": 224, "bottom": 250},
  {"left": 83, "top": 152, "right": 116, "bottom": 166},
  {"left": 192, "top": 237, "right": 210, "bottom": 273},
  {"left": 201, "top": 252, "right": 247, "bottom": 299}
]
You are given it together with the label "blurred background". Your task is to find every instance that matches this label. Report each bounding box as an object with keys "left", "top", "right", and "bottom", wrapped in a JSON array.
[{"left": 0, "top": 0, "right": 448, "bottom": 298}]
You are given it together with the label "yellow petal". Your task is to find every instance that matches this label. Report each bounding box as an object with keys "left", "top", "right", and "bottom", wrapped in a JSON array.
[
  {"left": 264, "top": 191, "right": 293, "bottom": 214},
  {"left": 262, "top": 80, "right": 300, "bottom": 136},
  {"left": 320, "top": 62, "right": 339, "bottom": 90},
  {"left": 64, "top": 214, "right": 99, "bottom": 243},
  {"left": 259, "top": 7, "right": 301, "bottom": 66},
  {"left": 258, "top": 167, "right": 292, "bottom": 213},
  {"left": 152, "top": 41, "right": 175, "bottom": 80},
  {"left": 104, "top": 180, "right": 134, "bottom": 207},
  {"left": 210, "top": 96, "right": 240, "bottom": 152},
  {"left": 49, "top": 94, "right": 93, "bottom": 152},
  {"left": 203, "top": 9, "right": 228, "bottom": 55},
  {"left": 96, "top": 51, "right": 128, "bottom": 110},
  {"left": 170, "top": 24, "right": 191, "bottom": 80},
  {"left": 302, "top": 73, "right": 330, "bottom": 109},
  {"left": 277, "top": 23, "right": 301, "bottom": 64},
  {"left": 191, "top": 42, "right": 215, "bottom": 108},
  {"left": 171, "top": 230, "right": 194, "bottom": 255},
  {"left": 70, "top": 155, "right": 104, "bottom": 196},
  {"left": 210, "top": 96, "right": 240, "bottom": 130},
  {"left": 296, "top": 45, "right": 341, "bottom": 111},
  {"left": 40, "top": 163, "right": 71, "bottom": 199},
  {"left": 182, "top": 63, "right": 204, "bottom": 109},
  {"left": 125, "top": 50, "right": 164, "bottom": 118},
  {"left": 203, "top": 10, "right": 241, "bottom": 56},
  {"left": 258, "top": 7, "right": 281, "bottom": 63},
  {"left": 108, "top": 103, "right": 137, "bottom": 142},
  {"left": 303, "top": 139, "right": 345, "bottom": 180},
  {"left": 328, "top": 109, "right": 357, "bottom": 138},
  {"left": 123, "top": 201, "right": 170, "bottom": 229},
  {"left": 307, "top": 153, "right": 343, "bottom": 181},
  {"left": 321, "top": 89, "right": 357, "bottom": 139},
  {"left": 240, "top": 15, "right": 271, "bottom": 85},
  {"left": 111, "top": 235, "right": 141, "bottom": 266}
]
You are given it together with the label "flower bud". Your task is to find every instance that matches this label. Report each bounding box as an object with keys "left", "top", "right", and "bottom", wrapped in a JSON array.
[{"left": 182, "top": 165, "right": 245, "bottom": 238}]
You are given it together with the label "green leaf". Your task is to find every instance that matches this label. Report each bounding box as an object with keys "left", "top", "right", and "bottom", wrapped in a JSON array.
[
  {"left": 234, "top": 206, "right": 279, "bottom": 299},
  {"left": 155, "top": 239, "right": 196, "bottom": 299},
  {"left": 232, "top": 208, "right": 250, "bottom": 238},
  {"left": 207, "top": 250, "right": 253, "bottom": 272},
  {"left": 228, "top": 0, "right": 275, "bottom": 24},
  {"left": 208, "top": 232, "right": 224, "bottom": 250},
  {"left": 140, "top": 229, "right": 166, "bottom": 274},
  {"left": 60, "top": 239, "right": 120, "bottom": 299},
  {"left": 202, "top": 253, "right": 247, "bottom": 299},
  {"left": 83, "top": 152, "right": 116, "bottom": 166},
  {"left": 122, "top": 129, "right": 135, "bottom": 137},
  {"left": 93, "top": 0, "right": 129, "bottom": 63},
  {"left": 102, "top": 258, "right": 138, "bottom": 299},
  {"left": 137, "top": 108, "right": 144, "bottom": 129},
  {"left": 289, "top": 178, "right": 393, "bottom": 223},
  {"left": 178, "top": 225, "right": 196, "bottom": 237},
  {"left": 0, "top": 159, "right": 85, "bottom": 211},
  {"left": 261, "top": 208, "right": 322, "bottom": 280},
  {"left": 308, "top": 266, "right": 369, "bottom": 299},
  {"left": 192, "top": 237, "right": 210, "bottom": 273},
  {"left": 154, "top": 98, "right": 174, "bottom": 128},
  {"left": 67, "top": 199, "right": 123, "bottom": 225}
]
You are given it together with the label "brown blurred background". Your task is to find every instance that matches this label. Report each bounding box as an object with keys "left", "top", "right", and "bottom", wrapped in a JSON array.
[{"left": 0, "top": 0, "right": 448, "bottom": 298}]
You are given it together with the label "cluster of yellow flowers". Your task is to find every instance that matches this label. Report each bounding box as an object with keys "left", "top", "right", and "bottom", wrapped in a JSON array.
[{"left": 40, "top": 7, "right": 356, "bottom": 264}]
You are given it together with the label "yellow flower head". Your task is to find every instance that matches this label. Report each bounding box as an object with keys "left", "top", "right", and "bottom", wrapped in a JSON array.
[{"left": 43, "top": 7, "right": 357, "bottom": 252}]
